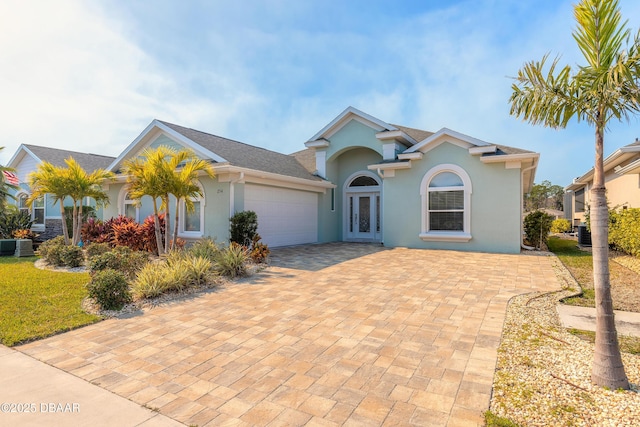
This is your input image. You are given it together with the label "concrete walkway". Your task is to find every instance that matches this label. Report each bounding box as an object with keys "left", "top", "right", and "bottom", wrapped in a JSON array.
[
  {"left": 556, "top": 305, "right": 640, "bottom": 337},
  {"left": 0, "top": 345, "right": 181, "bottom": 427},
  {"left": 9, "top": 243, "right": 561, "bottom": 426}
]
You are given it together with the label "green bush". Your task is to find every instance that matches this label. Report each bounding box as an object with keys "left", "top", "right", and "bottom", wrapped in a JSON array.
[
  {"left": 187, "top": 237, "right": 221, "bottom": 261},
  {"left": 182, "top": 255, "right": 217, "bottom": 286},
  {"left": 551, "top": 218, "right": 572, "bottom": 233},
  {"left": 37, "top": 236, "right": 66, "bottom": 263},
  {"left": 230, "top": 211, "right": 258, "bottom": 246},
  {"left": 88, "top": 246, "right": 149, "bottom": 280},
  {"left": 60, "top": 246, "right": 84, "bottom": 268},
  {"left": 86, "top": 269, "right": 131, "bottom": 310},
  {"left": 85, "top": 242, "right": 111, "bottom": 260},
  {"left": 524, "top": 210, "right": 553, "bottom": 250},
  {"left": 131, "top": 263, "right": 171, "bottom": 299},
  {"left": 609, "top": 208, "right": 640, "bottom": 256},
  {"left": 0, "top": 207, "right": 33, "bottom": 239},
  {"left": 216, "top": 242, "right": 248, "bottom": 278}
]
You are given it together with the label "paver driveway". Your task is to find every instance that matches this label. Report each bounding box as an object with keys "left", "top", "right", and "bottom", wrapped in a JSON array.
[{"left": 18, "top": 243, "right": 560, "bottom": 426}]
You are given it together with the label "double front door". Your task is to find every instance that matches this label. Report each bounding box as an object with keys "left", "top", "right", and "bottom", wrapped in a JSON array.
[{"left": 346, "top": 192, "right": 380, "bottom": 241}]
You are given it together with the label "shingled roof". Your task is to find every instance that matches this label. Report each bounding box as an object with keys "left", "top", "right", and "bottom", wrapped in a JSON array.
[
  {"left": 159, "top": 121, "right": 321, "bottom": 181},
  {"left": 24, "top": 144, "right": 115, "bottom": 172}
]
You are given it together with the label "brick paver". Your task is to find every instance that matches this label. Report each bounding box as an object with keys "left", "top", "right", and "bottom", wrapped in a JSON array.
[{"left": 18, "top": 243, "right": 560, "bottom": 426}]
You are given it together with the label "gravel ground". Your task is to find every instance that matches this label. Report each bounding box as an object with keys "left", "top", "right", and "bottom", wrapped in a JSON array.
[{"left": 490, "top": 253, "right": 640, "bottom": 426}]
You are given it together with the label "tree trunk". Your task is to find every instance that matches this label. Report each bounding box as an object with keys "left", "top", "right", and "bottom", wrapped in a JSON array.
[
  {"left": 74, "top": 203, "right": 83, "bottom": 246},
  {"left": 163, "top": 195, "right": 170, "bottom": 254},
  {"left": 590, "top": 122, "right": 629, "bottom": 390},
  {"left": 59, "top": 199, "right": 70, "bottom": 245},
  {"left": 172, "top": 199, "right": 180, "bottom": 251},
  {"left": 71, "top": 202, "right": 78, "bottom": 246},
  {"left": 152, "top": 198, "right": 164, "bottom": 255}
]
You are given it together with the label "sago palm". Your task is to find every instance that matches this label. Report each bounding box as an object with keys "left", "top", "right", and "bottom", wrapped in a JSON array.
[{"left": 510, "top": 0, "right": 640, "bottom": 389}]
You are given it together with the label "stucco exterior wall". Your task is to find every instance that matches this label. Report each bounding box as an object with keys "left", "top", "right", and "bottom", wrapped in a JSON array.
[
  {"left": 605, "top": 172, "right": 640, "bottom": 210},
  {"left": 383, "top": 142, "right": 523, "bottom": 253}
]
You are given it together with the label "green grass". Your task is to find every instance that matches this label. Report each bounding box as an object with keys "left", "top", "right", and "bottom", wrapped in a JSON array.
[
  {"left": 547, "top": 237, "right": 596, "bottom": 307},
  {"left": 484, "top": 410, "right": 521, "bottom": 427},
  {"left": 0, "top": 257, "right": 101, "bottom": 346},
  {"left": 568, "top": 329, "right": 640, "bottom": 355}
]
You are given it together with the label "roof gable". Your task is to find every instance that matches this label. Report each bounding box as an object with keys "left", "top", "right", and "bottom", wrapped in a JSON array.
[
  {"left": 406, "top": 128, "right": 492, "bottom": 154},
  {"left": 9, "top": 144, "right": 114, "bottom": 172},
  {"left": 306, "top": 106, "right": 397, "bottom": 143}
]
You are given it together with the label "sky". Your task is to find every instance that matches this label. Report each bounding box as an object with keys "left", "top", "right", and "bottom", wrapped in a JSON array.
[{"left": 1, "top": 0, "right": 640, "bottom": 187}]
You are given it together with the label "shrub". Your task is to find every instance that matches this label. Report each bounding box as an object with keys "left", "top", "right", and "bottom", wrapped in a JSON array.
[
  {"left": 609, "top": 208, "right": 640, "bottom": 256},
  {"left": 230, "top": 211, "right": 258, "bottom": 246},
  {"left": 37, "top": 236, "right": 66, "bottom": 266},
  {"left": 249, "top": 234, "right": 270, "bottom": 263},
  {"left": 89, "top": 246, "right": 149, "bottom": 280},
  {"left": 60, "top": 245, "right": 84, "bottom": 268},
  {"left": 524, "top": 210, "right": 553, "bottom": 250},
  {"left": 141, "top": 214, "right": 166, "bottom": 254},
  {"left": 0, "top": 208, "right": 33, "bottom": 239},
  {"left": 184, "top": 256, "right": 217, "bottom": 286},
  {"left": 187, "top": 237, "right": 221, "bottom": 261},
  {"left": 131, "top": 263, "right": 171, "bottom": 299},
  {"left": 112, "top": 220, "right": 145, "bottom": 251},
  {"left": 550, "top": 218, "right": 572, "bottom": 233},
  {"left": 64, "top": 206, "right": 96, "bottom": 239},
  {"left": 81, "top": 218, "right": 106, "bottom": 246},
  {"left": 86, "top": 269, "right": 131, "bottom": 310},
  {"left": 12, "top": 229, "right": 37, "bottom": 240},
  {"left": 85, "top": 242, "right": 111, "bottom": 260},
  {"left": 216, "top": 242, "right": 248, "bottom": 278}
]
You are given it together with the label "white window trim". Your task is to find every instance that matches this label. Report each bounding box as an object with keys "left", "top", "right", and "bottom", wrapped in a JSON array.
[
  {"left": 118, "top": 187, "right": 140, "bottom": 222},
  {"left": 178, "top": 180, "right": 205, "bottom": 238},
  {"left": 17, "top": 191, "right": 45, "bottom": 231},
  {"left": 419, "top": 164, "right": 472, "bottom": 242}
]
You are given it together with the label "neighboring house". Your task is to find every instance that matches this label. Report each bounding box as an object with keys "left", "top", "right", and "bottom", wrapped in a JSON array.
[
  {"left": 565, "top": 138, "right": 640, "bottom": 227},
  {"left": 6, "top": 144, "right": 115, "bottom": 240},
  {"left": 6, "top": 106, "right": 540, "bottom": 253}
]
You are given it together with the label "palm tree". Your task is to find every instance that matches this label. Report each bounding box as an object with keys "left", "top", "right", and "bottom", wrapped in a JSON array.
[
  {"left": 0, "top": 147, "right": 19, "bottom": 211},
  {"left": 122, "top": 150, "right": 167, "bottom": 255},
  {"left": 509, "top": 0, "right": 639, "bottom": 389},
  {"left": 28, "top": 161, "right": 73, "bottom": 244},
  {"left": 170, "top": 155, "right": 216, "bottom": 250},
  {"left": 64, "top": 158, "right": 113, "bottom": 245}
]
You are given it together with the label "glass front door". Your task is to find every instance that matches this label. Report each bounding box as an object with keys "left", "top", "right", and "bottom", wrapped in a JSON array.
[{"left": 347, "top": 192, "right": 379, "bottom": 240}]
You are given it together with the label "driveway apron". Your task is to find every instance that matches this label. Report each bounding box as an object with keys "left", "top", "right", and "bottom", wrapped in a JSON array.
[{"left": 17, "top": 243, "right": 560, "bottom": 426}]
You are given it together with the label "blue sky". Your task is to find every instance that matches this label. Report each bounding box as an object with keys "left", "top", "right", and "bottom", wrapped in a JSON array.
[{"left": 1, "top": 0, "right": 640, "bottom": 187}]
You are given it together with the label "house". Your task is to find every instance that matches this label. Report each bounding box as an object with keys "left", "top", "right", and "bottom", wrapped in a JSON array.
[
  {"left": 6, "top": 144, "right": 115, "bottom": 240},
  {"left": 7, "top": 107, "right": 540, "bottom": 253},
  {"left": 565, "top": 139, "right": 640, "bottom": 227}
]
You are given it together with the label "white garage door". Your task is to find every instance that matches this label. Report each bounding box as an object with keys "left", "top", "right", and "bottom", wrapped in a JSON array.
[{"left": 244, "top": 184, "right": 318, "bottom": 247}]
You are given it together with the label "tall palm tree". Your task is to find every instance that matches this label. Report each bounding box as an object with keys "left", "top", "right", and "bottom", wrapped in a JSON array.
[
  {"left": 170, "top": 155, "right": 216, "bottom": 250},
  {"left": 510, "top": 0, "right": 639, "bottom": 389},
  {"left": 122, "top": 150, "right": 167, "bottom": 255},
  {"left": 64, "top": 158, "right": 114, "bottom": 245},
  {"left": 28, "top": 161, "right": 73, "bottom": 244},
  {"left": 0, "top": 147, "right": 19, "bottom": 211}
]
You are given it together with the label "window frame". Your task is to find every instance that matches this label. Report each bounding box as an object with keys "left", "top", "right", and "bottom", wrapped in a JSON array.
[
  {"left": 119, "top": 188, "right": 140, "bottom": 222},
  {"left": 178, "top": 181, "right": 205, "bottom": 238},
  {"left": 420, "top": 164, "right": 472, "bottom": 242},
  {"left": 17, "top": 191, "right": 45, "bottom": 231}
]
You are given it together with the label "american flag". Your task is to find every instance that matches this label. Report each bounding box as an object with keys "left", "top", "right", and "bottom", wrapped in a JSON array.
[{"left": 2, "top": 170, "right": 19, "bottom": 186}]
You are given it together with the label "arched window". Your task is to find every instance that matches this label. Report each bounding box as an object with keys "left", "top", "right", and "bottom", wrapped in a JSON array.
[
  {"left": 179, "top": 181, "right": 205, "bottom": 237},
  {"left": 420, "top": 164, "right": 472, "bottom": 242}
]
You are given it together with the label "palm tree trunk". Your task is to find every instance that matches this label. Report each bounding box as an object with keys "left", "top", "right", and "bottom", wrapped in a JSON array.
[
  {"left": 71, "top": 202, "right": 78, "bottom": 246},
  {"left": 172, "top": 199, "right": 180, "bottom": 251},
  {"left": 590, "top": 121, "right": 629, "bottom": 390},
  {"left": 74, "top": 203, "right": 83, "bottom": 246},
  {"left": 152, "top": 198, "right": 164, "bottom": 255},
  {"left": 163, "top": 195, "right": 170, "bottom": 254},
  {"left": 59, "top": 199, "right": 70, "bottom": 245}
]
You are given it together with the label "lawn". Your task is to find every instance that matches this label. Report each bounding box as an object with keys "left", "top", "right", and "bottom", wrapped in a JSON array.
[
  {"left": 547, "top": 236, "right": 640, "bottom": 312},
  {"left": 0, "top": 257, "right": 100, "bottom": 346}
]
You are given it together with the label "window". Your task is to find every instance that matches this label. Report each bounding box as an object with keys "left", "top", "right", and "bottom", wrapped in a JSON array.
[
  {"left": 123, "top": 192, "right": 139, "bottom": 222},
  {"left": 18, "top": 193, "right": 44, "bottom": 228},
  {"left": 420, "top": 164, "right": 472, "bottom": 242},
  {"left": 575, "top": 188, "right": 585, "bottom": 213},
  {"left": 179, "top": 181, "right": 205, "bottom": 237}
]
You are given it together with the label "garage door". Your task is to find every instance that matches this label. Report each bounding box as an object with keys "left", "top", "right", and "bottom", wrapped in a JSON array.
[{"left": 244, "top": 184, "right": 318, "bottom": 247}]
